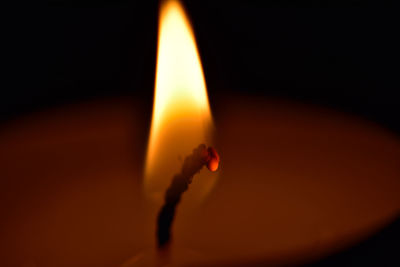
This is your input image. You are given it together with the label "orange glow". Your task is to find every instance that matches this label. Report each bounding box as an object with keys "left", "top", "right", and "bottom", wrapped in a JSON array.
[{"left": 144, "top": 0, "right": 217, "bottom": 203}]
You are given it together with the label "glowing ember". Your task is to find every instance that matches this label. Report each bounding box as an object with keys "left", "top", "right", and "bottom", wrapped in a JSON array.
[
  {"left": 144, "top": 0, "right": 217, "bottom": 203},
  {"left": 206, "top": 147, "right": 220, "bottom": 172}
]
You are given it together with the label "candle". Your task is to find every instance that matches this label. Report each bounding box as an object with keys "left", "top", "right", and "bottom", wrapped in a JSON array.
[
  {"left": 1, "top": 96, "right": 399, "bottom": 266},
  {"left": 1, "top": 0, "right": 399, "bottom": 266}
]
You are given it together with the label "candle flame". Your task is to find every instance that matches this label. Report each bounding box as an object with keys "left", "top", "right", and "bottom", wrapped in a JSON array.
[{"left": 145, "top": 0, "right": 217, "bottom": 203}]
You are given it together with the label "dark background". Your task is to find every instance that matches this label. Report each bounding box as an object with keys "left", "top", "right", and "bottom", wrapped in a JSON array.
[{"left": 2, "top": 1, "right": 399, "bottom": 266}]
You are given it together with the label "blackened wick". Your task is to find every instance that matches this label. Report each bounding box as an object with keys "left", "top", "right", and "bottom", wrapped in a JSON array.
[{"left": 156, "top": 144, "right": 219, "bottom": 248}]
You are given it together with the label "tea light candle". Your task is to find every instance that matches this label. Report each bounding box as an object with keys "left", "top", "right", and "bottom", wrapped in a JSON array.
[{"left": 1, "top": 96, "right": 399, "bottom": 266}]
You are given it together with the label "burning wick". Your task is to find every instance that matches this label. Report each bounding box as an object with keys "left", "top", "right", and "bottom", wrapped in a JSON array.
[{"left": 156, "top": 144, "right": 220, "bottom": 249}]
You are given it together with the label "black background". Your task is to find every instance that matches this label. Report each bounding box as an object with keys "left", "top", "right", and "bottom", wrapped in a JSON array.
[{"left": 2, "top": 1, "right": 399, "bottom": 266}]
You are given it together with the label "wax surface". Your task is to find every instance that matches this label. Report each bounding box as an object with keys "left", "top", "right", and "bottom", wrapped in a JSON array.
[{"left": 0, "top": 97, "right": 399, "bottom": 266}]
